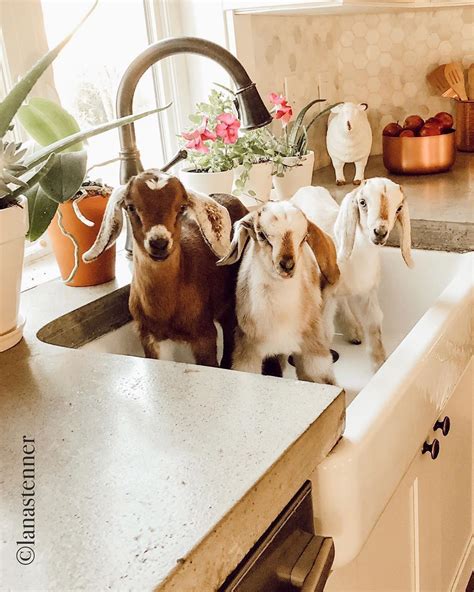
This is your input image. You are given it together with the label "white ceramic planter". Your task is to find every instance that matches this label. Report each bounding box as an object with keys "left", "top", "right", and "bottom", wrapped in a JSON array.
[
  {"left": 0, "top": 195, "right": 28, "bottom": 351},
  {"left": 232, "top": 160, "right": 273, "bottom": 208},
  {"left": 179, "top": 168, "right": 234, "bottom": 195},
  {"left": 273, "top": 151, "right": 315, "bottom": 201}
]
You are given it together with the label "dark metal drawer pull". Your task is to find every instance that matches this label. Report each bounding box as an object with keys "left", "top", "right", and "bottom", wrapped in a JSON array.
[
  {"left": 434, "top": 416, "right": 451, "bottom": 437},
  {"left": 422, "top": 438, "right": 440, "bottom": 460}
]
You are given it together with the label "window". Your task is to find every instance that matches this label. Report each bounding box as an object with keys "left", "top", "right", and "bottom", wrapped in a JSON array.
[{"left": 40, "top": 0, "right": 169, "bottom": 183}]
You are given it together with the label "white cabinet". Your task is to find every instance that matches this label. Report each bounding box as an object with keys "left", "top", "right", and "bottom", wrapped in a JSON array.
[{"left": 325, "top": 359, "right": 473, "bottom": 592}]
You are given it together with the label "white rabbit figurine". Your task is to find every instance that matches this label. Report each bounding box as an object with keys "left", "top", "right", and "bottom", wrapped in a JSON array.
[{"left": 326, "top": 102, "right": 372, "bottom": 186}]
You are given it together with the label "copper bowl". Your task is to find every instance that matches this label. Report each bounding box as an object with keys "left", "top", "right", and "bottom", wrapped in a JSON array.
[{"left": 382, "top": 131, "right": 456, "bottom": 175}]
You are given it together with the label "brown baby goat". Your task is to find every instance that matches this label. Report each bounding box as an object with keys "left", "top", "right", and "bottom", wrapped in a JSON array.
[{"left": 83, "top": 169, "right": 247, "bottom": 368}]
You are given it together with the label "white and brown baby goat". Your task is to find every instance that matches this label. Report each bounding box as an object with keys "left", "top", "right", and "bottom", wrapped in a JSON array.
[
  {"left": 83, "top": 169, "right": 247, "bottom": 368},
  {"left": 293, "top": 177, "right": 413, "bottom": 371},
  {"left": 218, "top": 201, "right": 340, "bottom": 385}
]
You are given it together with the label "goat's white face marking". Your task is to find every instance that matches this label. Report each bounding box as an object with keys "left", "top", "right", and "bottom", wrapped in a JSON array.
[
  {"left": 256, "top": 202, "right": 308, "bottom": 279},
  {"left": 145, "top": 177, "right": 169, "bottom": 191},
  {"left": 144, "top": 224, "right": 174, "bottom": 261},
  {"left": 356, "top": 178, "right": 404, "bottom": 246}
]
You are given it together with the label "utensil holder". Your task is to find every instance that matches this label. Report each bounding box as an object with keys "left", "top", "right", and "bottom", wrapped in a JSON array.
[{"left": 455, "top": 100, "right": 474, "bottom": 152}]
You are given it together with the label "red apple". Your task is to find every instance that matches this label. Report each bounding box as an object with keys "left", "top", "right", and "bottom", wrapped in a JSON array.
[
  {"left": 383, "top": 122, "right": 403, "bottom": 137},
  {"left": 419, "top": 124, "right": 441, "bottom": 136},
  {"left": 434, "top": 111, "right": 454, "bottom": 130},
  {"left": 400, "top": 129, "right": 416, "bottom": 137},
  {"left": 403, "top": 115, "right": 424, "bottom": 132}
]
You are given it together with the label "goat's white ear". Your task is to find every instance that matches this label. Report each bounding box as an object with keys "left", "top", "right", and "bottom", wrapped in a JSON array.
[
  {"left": 396, "top": 197, "right": 414, "bottom": 268},
  {"left": 217, "top": 212, "right": 255, "bottom": 266},
  {"left": 185, "top": 189, "right": 232, "bottom": 258},
  {"left": 334, "top": 188, "right": 360, "bottom": 261},
  {"left": 82, "top": 183, "right": 129, "bottom": 262},
  {"left": 306, "top": 221, "right": 340, "bottom": 289}
]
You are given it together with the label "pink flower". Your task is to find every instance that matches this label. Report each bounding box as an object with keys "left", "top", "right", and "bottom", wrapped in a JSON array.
[
  {"left": 268, "top": 92, "right": 286, "bottom": 106},
  {"left": 274, "top": 101, "right": 293, "bottom": 126},
  {"left": 181, "top": 117, "right": 216, "bottom": 153},
  {"left": 268, "top": 92, "right": 293, "bottom": 126},
  {"left": 215, "top": 113, "right": 240, "bottom": 144}
]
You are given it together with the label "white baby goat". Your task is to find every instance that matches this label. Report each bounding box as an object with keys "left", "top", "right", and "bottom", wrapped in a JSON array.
[
  {"left": 218, "top": 200, "right": 340, "bottom": 384},
  {"left": 292, "top": 178, "right": 413, "bottom": 371}
]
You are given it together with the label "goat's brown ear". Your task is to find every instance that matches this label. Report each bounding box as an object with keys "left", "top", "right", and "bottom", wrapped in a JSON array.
[
  {"left": 306, "top": 221, "right": 340, "bottom": 288},
  {"left": 185, "top": 189, "right": 232, "bottom": 258},
  {"left": 217, "top": 212, "right": 255, "bottom": 266},
  {"left": 82, "top": 182, "right": 130, "bottom": 262},
  {"left": 396, "top": 192, "right": 414, "bottom": 268}
]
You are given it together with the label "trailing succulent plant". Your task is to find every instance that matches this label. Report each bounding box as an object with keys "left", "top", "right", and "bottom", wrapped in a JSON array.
[{"left": 0, "top": 0, "right": 169, "bottom": 243}]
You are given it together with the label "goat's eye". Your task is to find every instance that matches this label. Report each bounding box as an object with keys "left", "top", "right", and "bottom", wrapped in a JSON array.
[
  {"left": 396, "top": 204, "right": 403, "bottom": 213},
  {"left": 257, "top": 231, "right": 268, "bottom": 242},
  {"left": 126, "top": 204, "right": 136, "bottom": 213},
  {"left": 179, "top": 205, "right": 187, "bottom": 215},
  {"left": 359, "top": 199, "right": 367, "bottom": 208}
]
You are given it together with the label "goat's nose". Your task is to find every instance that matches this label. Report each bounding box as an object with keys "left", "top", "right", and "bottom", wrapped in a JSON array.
[
  {"left": 149, "top": 237, "right": 169, "bottom": 251},
  {"left": 373, "top": 227, "right": 388, "bottom": 239},
  {"left": 279, "top": 257, "right": 295, "bottom": 272},
  {"left": 347, "top": 121, "right": 352, "bottom": 131}
]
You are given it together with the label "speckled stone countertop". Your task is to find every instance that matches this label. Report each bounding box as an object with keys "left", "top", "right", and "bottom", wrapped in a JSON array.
[
  {"left": 0, "top": 260, "right": 344, "bottom": 591},
  {"left": 313, "top": 152, "right": 474, "bottom": 252}
]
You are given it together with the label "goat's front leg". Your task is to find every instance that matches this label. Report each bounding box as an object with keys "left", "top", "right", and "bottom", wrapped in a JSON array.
[
  {"left": 337, "top": 297, "right": 363, "bottom": 344},
  {"left": 293, "top": 330, "right": 335, "bottom": 385},
  {"left": 356, "top": 292, "right": 386, "bottom": 371},
  {"left": 232, "top": 329, "right": 264, "bottom": 374},
  {"left": 331, "top": 157, "right": 346, "bottom": 186},
  {"left": 139, "top": 329, "right": 161, "bottom": 359},
  {"left": 353, "top": 156, "right": 369, "bottom": 185},
  {"left": 219, "top": 308, "right": 236, "bottom": 370},
  {"left": 190, "top": 325, "right": 218, "bottom": 367}
]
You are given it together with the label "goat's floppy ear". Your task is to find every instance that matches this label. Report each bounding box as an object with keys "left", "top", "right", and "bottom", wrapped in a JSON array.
[
  {"left": 334, "top": 187, "right": 360, "bottom": 261},
  {"left": 306, "top": 221, "right": 340, "bottom": 288},
  {"left": 82, "top": 183, "right": 129, "bottom": 262},
  {"left": 396, "top": 194, "right": 414, "bottom": 268},
  {"left": 185, "top": 189, "right": 232, "bottom": 258},
  {"left": 217, "top": 212, "right": 255, "bottom": 266}
]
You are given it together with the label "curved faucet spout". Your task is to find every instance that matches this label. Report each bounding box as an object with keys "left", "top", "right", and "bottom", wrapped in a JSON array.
[{"left": 116, "top": 36, "right": 272, "bottom": 183}]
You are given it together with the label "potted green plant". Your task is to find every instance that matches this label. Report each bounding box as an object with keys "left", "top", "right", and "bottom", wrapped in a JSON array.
[
  {"left": 0, "top": 1, "right": 168, "bottom": 350},
  {"left": 179, "top": 90, "right": 237, "bottom": 195},
  {"left": 16, "top": 98, "right": 150, "bottom": 286},
  {"left": 269, "top": 93, "right": 341, "bottom": 201}
]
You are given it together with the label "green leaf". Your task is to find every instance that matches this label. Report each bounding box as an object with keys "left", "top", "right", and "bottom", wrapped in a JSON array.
[
  {"left": 25, "top": 185, "right": 58, "bottom": 241},
  {"left": 0, "top": 0, "right": 98, "bottom": 138},
  {"left": 23, "top": 103, "right": 171, "bottom": 171},
  {"left": 288, "top": 99, "right": 325, "bottom": 148},
  {"left": 39, "top": 150, "right": 87, "bottom": 202},
  {"left": 8, "top": 152, "right": 58, "bottom": 201},
  {"left": 17, "top": 98, "right": 83, "bottom": 151}
]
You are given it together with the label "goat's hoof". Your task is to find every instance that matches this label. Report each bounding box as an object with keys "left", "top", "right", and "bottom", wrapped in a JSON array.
[
  {"left": 350, "top": 338, "right": 362, "bottom": 345},
  {"left": 336, "top": 180, "right": 346, "bottom": 186},
  {"left": 353, "top": 179, "right": 362, "bottom": 186},
  {"left": 330, "top": 349, "right": 340, "bottom": 363}
]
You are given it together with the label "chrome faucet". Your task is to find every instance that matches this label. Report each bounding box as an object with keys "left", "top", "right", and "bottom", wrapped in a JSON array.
[{"left": 116, "top": 36, "right": 272, "bottom": 252}]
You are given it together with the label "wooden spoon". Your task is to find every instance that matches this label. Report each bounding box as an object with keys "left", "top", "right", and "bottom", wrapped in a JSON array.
[
  {"left": 444, "top": 62, "right": 468, "bottom": 100},
  {"left": 427, "top": 65, "right": 458, "bottom": 98},
  {"left": 467, "top": 64, "right": 474, "bottom": 100}
]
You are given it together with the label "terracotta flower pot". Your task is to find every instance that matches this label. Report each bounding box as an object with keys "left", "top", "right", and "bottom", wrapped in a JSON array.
[{"left": 48, "top": 193, "right": 115, "bottom": 287}]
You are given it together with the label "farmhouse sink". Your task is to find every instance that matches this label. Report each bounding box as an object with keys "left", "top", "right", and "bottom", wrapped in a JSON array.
[{"left": 37, "top": 247, "right": 472, "bottom": 568}]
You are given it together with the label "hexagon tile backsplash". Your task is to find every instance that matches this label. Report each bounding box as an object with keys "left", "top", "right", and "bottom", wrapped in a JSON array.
[{"left": 246, "top": 6, "right": 473, "bottom": 169}]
